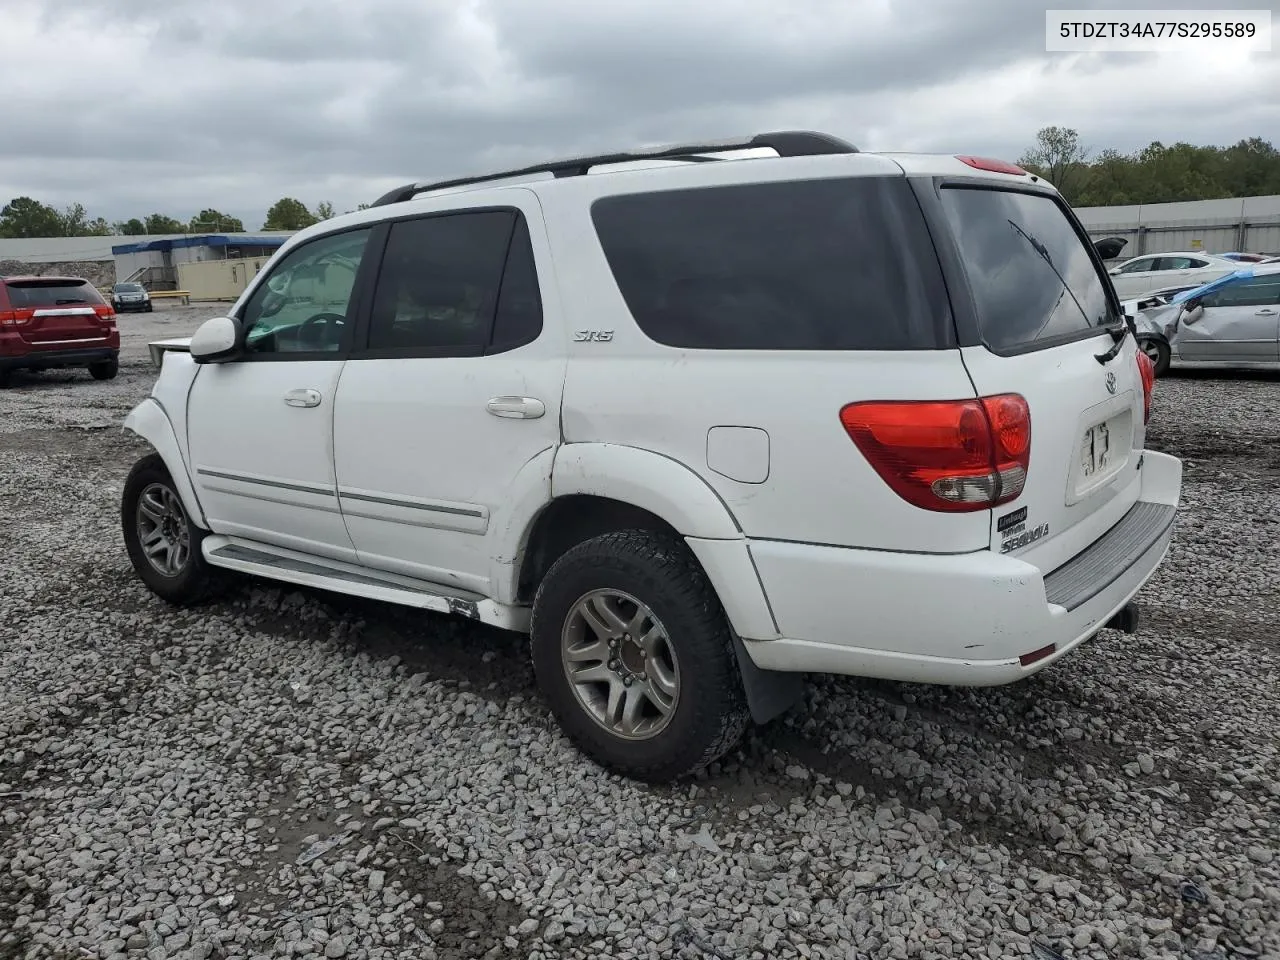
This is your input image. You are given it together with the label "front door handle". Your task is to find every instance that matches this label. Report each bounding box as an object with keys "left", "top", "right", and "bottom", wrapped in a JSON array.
[
  {"left": 284, "top": 388, "right": 322, "bottom": 408},
  {"left": 1255, "top": 308, "right": 1277, "bottom": 316},
  {"left": 486, "top": 396, "right": 545, "bottom": 419}
]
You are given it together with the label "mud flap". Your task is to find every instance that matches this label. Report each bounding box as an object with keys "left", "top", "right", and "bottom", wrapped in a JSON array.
[{"left": 732, "top": 634, "right": 806, "bottom": 725}]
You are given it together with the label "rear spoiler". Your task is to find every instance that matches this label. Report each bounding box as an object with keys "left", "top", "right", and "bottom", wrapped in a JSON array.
[{"left": 148, "top": 337, "right": 192, "bottom": 368}]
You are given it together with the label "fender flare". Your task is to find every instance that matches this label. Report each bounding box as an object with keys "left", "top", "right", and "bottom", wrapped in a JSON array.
[
  {"left": 551, "top": 442, "right": 743, "bottom": 540},
  {"left": 547, "top": 443, "right": 780, "bottom": 643},
  {"left": 122, "top": 398, "right": 208, "bottom": 528}
]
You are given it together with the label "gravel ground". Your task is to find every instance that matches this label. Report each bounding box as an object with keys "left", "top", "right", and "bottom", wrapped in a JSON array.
[{"left": 1, "top": 308, "right": 1277, "bottom": 960}]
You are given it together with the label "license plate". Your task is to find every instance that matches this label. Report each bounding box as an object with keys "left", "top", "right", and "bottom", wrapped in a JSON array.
[{"left": 1080, "top": 421, "right": 1112, "bottom": 478}]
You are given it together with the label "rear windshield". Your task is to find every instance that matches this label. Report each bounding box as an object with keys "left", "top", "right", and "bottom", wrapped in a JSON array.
[
  {"left": 5, "top": 279, "right": 105, "bottom": 309},
  {"left": 938, "top": 186, "right": 1116, "bottom": 352},
  {"left": 590, "top": 176, "right": 953, "bottom": 350}
]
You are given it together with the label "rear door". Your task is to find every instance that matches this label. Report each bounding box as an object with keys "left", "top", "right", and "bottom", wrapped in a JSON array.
[
  {"left": 926, "top": 181, "right": 1149, "bottom": 573},
  {"left": 2, "top": 278, "right": 114, "bottom": 347}
]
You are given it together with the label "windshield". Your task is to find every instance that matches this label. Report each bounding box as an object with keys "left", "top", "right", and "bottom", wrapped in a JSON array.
[
  {"left": 939, "top": 186, "right": 1117, "bottom": 352},
  {"left": 114, "top": 283, "right": 144, "bottom": 292}
]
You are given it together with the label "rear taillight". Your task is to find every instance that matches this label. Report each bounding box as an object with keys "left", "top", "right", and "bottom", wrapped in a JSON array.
[
  {"left": 1136, "top": 351, "right": 1154, "bottom": 424},
  {"left": 93, "top": 304, "right": 116, "bottom": 324},
  {"left": 0, "top": 310, "right": 31, "bottom": 327},
  {"left": 840, "top": 394, "right": 1031, "bottom": 513}
]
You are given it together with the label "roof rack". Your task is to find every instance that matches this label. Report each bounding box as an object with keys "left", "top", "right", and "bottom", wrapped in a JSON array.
[{"left": 370, "top": 130, "right": 858, "bottom": 207}]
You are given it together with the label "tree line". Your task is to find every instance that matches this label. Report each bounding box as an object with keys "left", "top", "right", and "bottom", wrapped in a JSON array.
[
  {"left": 4, "top": 130, "right": 1279, "bottom": 239},
  {"left": 0, "top": 197, "right": 369, "bottom": 240},
  {"left": 1019, "top": 127, "right": 1280, "bottom": 207}
]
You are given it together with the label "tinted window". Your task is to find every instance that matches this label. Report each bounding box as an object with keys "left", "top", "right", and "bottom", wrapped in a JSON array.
[
  {"left": 938, "top": 187, "right": 1115, "bottom": 352},
  {"left": 113, "top": 283, "right": 144, "bottom": 293},
  {"left": 240, "top": 227, "right": 371, "bottom": 355},
  {"left": 367, "top": 211, "right": 516, "bottom": 353},
  {"left": 1156, "top": 256, "right": 1194, "bottom": 270},
  {"left": 1202, "top": 275, "right": 1280, "bottom": 308},
  {"left": 489, "top": 216, "right": 543, "bottom": 353},
  {"left": 590, "top": 177, "right": 952, "bottom": 351},
  {"left": 5, "top": 279, "right": 105, "bottom": 308}
]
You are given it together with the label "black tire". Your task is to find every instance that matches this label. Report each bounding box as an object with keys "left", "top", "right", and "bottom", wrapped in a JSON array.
[
  {"left": 1139, "top": 337, "right": 1170, "bottom": 377},
  {"left": 146, "top": 303, "right": 154, "bottom": 313},
  {"left": 0, "top": 368, "right": 10, "bottom": 388},
  {"left": 121, "top": 453, "right": 223, "bottom": 605},
  {"left": 89, "top": 357, "right": 119, "bottom": 381},
  {"left": 530, "top": 529, "right": 750, "bottom": 782}
]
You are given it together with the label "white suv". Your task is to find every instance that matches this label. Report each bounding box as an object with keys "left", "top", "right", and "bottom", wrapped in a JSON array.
[{"left": 121, "top": 131, "right": 1182, "bottom": 782}]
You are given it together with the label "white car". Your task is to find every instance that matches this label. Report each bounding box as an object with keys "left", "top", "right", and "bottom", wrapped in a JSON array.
[
  {"left": 1108, "top": 252, "right": 1240, "bottom": 299},
  {"left": 120, "top": 132, "right": 1182, "bottom": 781}
]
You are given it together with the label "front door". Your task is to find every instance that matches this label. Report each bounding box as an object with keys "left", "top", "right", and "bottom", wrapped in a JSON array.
[
  {"left": 331, "top": 200, "right": 565, "bottom": 596},
  {"left": 186, "top": 226, "right": 377, "bottom": 562},
  {"left": 1176, "top": 273, "right": 1280, "bottom": 363}
]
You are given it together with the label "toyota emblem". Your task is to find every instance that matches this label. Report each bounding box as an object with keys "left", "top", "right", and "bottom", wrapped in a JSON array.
[{"left": 1105, "top": 371, "right": 1117, "bottom": 394}]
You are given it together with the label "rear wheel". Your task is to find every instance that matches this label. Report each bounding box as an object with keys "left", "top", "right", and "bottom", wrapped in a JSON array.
[
  {"left": 0, "top": 369, "right": 10, "bottom": 389},
  {"left": 530, "top": 529, "right": 750, "bottom": 782},
  {"left": 1138, "top": 337, "right": 1170, "bottom": 377},
  {"left": 122, "top": 453, "right": 222, "bottom": 605},
  {"left": 89, "top": 357, "right": 119, "bottom": 381}
]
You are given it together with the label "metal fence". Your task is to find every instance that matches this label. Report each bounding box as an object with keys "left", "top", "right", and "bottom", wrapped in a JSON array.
[{"left": 1075, "top": 194, "right": 1280, "bottom": 260}]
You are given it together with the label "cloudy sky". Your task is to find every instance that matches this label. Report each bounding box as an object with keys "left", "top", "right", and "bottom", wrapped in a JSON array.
[{"left": 3, "top": 0, "right": 1278, "bottom": 230}]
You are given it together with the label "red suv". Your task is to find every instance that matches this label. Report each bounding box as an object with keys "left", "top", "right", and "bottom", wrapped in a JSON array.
[{"left": 0, "top": 275, "right": 120, "bottom": 387}]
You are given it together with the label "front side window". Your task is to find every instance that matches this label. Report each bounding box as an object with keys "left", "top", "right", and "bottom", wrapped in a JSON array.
[
  {"left": 367, "top": 211, "right": 517, "bottom": 353},
  {"left": 1202, "top": 275, "right": 1280, "bottom": 308},
  {"left": 239, "top": 227, "right": 372, "bottom": 355},
  {"left": 1118, "top": 258, "right": 1154, "bottom": 274}
]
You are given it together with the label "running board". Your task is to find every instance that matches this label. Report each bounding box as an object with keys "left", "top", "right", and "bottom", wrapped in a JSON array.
[{"left": 201, "top": 536, "right": 529, "bottom": 632}]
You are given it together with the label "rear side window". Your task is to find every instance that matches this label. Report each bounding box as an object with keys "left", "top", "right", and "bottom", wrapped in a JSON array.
[
  {"left": 4, "top": 279, "right": 105, "bottom": 309},
  {"left": 367, "top": 210, "right": 524, "bottom": 354},
  {"left": 938, "top": 187, "right": 1115, "bottom": 352},
  {"left": 590, "top": 177, "right": 953, "bottom": 350}
]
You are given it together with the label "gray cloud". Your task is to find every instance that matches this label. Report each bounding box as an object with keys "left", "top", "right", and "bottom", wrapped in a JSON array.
[{"left": 3, "top": 0, "right": 1278, "bottom": 229}]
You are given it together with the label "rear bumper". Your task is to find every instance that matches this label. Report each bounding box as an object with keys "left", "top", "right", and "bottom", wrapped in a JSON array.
[
  {"left": 742, "top": 450, "right": 1182, "bottom": 686},
  {"left": 0, "top": 346, "right": 118, "bottom": 370}
]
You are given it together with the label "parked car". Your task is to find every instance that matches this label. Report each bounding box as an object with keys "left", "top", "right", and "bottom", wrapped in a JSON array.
[
  {"left": 1107, "top": 252, "right": 1241, "bottom": 299},
  {"left": 1092, "top": 236, "right": 1128, "bottom": 260},
  {"left": 120, "top": 132, "right": 1181, "bottom": 782},
  {"left": 1131, "top": 265, "right": 1280, "bottom": 375},
  {"left": 0, "top": 275, "right": 119, "bottom": 387},
  {"left": 111, "top": 281, "right": 153, "bottom": 312}
]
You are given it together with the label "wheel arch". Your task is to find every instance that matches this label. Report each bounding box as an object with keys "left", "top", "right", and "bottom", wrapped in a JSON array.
[
  {"left": 505, "top": 443, "right": 781, "bottom": 643},
  {"left": 122, "top": 398, "right": 209, "bottom": 529}
]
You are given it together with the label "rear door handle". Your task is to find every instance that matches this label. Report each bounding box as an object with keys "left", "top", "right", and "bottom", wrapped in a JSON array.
[
  {"left": 284, "top": 388, "right": 322, "bottom": 408},
  {"left": 1256, "top": 308, "right": 1277, "bottom": 315},
  {"left": 486, "top": 396, "right": 545, "bottom": 419}
]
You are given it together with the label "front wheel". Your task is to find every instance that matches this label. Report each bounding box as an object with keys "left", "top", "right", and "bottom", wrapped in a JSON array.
[
  {"left": 530, "top": 530, "right": 750, "bottom": 782},
  {"left": 1138, "top": 337, "right": 1170, "bottom": 377},
  {"left": 121, "top": 453, "right": 222, "bottom": 605},
  {"left": 89, "top": 357, "right": 119, "bottom": 381}
]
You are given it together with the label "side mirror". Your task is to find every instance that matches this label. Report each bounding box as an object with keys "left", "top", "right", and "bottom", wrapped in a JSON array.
[
  {"left": 1108, "top": 267, "right": 1121, "bottom": 276},
  {"left": 190, "top": 316, "right": 243, "bottom": 364}
]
